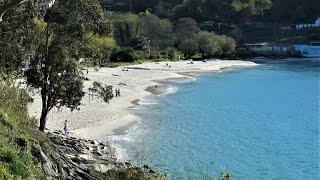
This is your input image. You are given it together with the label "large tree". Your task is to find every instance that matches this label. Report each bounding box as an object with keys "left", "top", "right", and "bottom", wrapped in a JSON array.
[
  {"left": 175, "top": 18, "right": 199, "bottom": 40},
  {"left": 178, "top": 39, "right": 198, "bottom": 58},
  {"left": 197, "top": 31, "right": 236, "bottom": 58},
  {"left": 0, "top": 0, "right": 36, "bottom": 74},
  {"left": 26, "top": 0, "right": 113, "bottom": 131},
  {"left": 0, "top": 0, "right": 28, "bottom": 23}
]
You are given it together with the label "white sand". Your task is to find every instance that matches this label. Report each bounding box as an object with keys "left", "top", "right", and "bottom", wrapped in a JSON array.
[{"left": 28, "top": 60, "right": 258, "bottom": 141}]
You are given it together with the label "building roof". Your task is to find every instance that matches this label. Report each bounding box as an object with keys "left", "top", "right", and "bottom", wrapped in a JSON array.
[{"left": 242, "top": 43, "right": 268, "bottom": 46}]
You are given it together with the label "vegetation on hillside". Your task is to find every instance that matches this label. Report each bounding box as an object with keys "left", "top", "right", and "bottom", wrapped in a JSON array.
[
  {"left": 0, "top": 80, "right": 43, "bottom": 179},
  {"left": 101, "top": 0, "right": 320, "bottom": 24}
]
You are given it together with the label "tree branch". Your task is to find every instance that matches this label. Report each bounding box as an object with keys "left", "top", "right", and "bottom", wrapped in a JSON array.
[{"left": 0, "top": 0, "right": 29, "bottom": 23}]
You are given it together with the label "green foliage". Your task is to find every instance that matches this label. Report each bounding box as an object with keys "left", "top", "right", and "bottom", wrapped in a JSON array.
[
  {"left": 110, "top": 47, "right": 135, "bottom": 62},
  {"left": 175, "top": 18, "right": 199, "bottom": 41},
  {"left": 24, "top": 0, "right": 113, "bottom": 131},
  {"left": 178, "top": 39, "right": 198, "bottom": 58},
  {"left": 168, "top": 48, "right": 183, "bottom": 61},
  {"left": 111, "top": 13, "right": 139, "bottom": 45},
  {"left": 221, "top": 35, "right": 236, "bottom": 56},
  {"left": 197, "top": 31, "right": 217, "bottom": 57},
  {"left": 111, "top": 12, "right": 174, "bottom": 52},
  {"left": 26, "top": 48, "right": 85, "bottom": 109},
  {"left": 87, "top": 35, "right": 116, "bottom": 65},
  {"left": 89, "top": 81, "right": 113, "bottom": 103},
  {"left": 0, "top": 1, "right": 37, "bottom": 74},
  {"left": 89, "top": 165, "right": 166, "bottom": 180},
  {"left": 0, "top": 84, "right": 42, "bottom": 179},
  {"left": 197, "top": 31, "right": 236, "bottom": 57},
  {"left": 269, "top": 0, "right": 320, "bottom": 23}
]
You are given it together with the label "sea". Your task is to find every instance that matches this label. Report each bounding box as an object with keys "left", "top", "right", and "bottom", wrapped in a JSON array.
[{"left": 109, "top": 59, "right": 320, "bottom": 179}]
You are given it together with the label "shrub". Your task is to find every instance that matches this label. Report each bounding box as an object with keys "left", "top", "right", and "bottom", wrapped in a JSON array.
[
  {"left": 178, "top": 39, "right": 198, "bottom": 58},
  {"left": 0, "top": 84, "right": 43, "bottom": 179},
  {"left": 110, "top": 47, "right": 135, "bottom": 62}
]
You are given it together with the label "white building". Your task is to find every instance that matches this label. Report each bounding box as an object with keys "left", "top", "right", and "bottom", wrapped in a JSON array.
[
  {"left": 296, "top": 17, "right": 320, "bottom": 29},
  {"left": 293, "top": 43, "right": 320, "bottom": 58},
  {"left": 316, "top": 17, "right": 320, "bottom": 26}
]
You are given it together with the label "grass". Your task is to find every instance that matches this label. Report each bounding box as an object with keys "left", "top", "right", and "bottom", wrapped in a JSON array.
[{"left": 0, "top": 82, "right": 43, "bottom": 179}]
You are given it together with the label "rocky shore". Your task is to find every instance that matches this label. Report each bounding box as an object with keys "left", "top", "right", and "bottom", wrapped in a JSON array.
[{"left": 38, "top": 131, "right": 164, "bottom": 179}]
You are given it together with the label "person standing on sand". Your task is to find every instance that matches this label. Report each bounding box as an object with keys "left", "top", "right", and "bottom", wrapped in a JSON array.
[
  {"left": 115, "top": 89, "right": 119, "bottom": 97},
  {"left": 64, "top": 120, "right": 69, "bottom": 135}
]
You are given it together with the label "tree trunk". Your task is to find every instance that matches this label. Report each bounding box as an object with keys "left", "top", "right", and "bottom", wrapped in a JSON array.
[{"left": 39, "top": 108, "right": 48, "bottom": 131}]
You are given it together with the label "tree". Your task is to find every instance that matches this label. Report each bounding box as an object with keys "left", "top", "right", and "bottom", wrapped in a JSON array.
[
  {"left": 197, "top": 31, "right": 236, "bottom": 58},
  {"left": 0, "top": 0, "right": 28, "bottom": 23},
  {"left": 137, "top": 11, "right": 174, "bottom": 50},
  {"left": 197, "top": 31, "right": 215, "bottom": 58},
  {"left": 269, "top": 0, "right": 320, "bottom": 23},
  {"left": 178, "top": 39, "right": 198, "bottom": 58},
  {"left": 25, "top": 0, "right": 113, "bottom": 131},
  {"left": 175, "top": 18, "right": 199, "bottom": 41},
  {"left": 87, "top": 35, "right": 116, "bottom": 65},
  {"left": 221, "top": 35, "right": 236, "bottom": 55},
  {"left": 111, "top": 13, "right": 139, "bottom": 45},
  {"left": 0, "top": 1, "right": 36, "bottom": 74},
  {"left": 88, "top": 81, "right": 113, "bottom": 102}
]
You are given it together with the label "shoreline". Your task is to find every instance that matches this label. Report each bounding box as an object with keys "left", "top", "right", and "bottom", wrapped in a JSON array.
[{"left": 28, "top": 60, "right": 258, "bottom": 141}]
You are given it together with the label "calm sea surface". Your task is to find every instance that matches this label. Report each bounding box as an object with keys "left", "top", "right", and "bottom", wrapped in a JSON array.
[{"left": 113, "top": 60, "right": 320, "bottom": 179}]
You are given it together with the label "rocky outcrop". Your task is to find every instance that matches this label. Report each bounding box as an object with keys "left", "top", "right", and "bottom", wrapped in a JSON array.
[{"left": 37, "top": 131, "right": 164, "bottom": 180}]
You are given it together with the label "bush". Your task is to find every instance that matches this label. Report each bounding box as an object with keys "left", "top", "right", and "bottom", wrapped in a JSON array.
[
  {"left": 178, "top": 39, "right": 198, "bottom": 58},
  {"left": 168, "top": 48, "right": 183, "bottom": 61},
  {"left": 133, "top": 51, "right": 149, "bottom": 61},
  {"left": 0, "top": 84, "right": 43, "bottom": 179},
  {"left": 110, "top": 47, "right": 135, "bottom": 62}
]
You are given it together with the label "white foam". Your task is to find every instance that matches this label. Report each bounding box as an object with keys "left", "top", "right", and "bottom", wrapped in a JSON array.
[
  {"left": 108, "top": 122, "right": 146, "bottom": 161},
  {"left": 159, "top": 86, "right": 178, "bottom": 96},
  {"left": 138, "top": 97, "right": 159, "bottom": 105}
]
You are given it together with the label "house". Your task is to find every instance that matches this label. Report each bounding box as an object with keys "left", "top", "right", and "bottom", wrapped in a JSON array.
[
  {"left": 242, "top": 43, "right": 269, "bottom": 54},
  {"left": 267, "top": 44, "right": 295, "bottom": 56},
  {"left": 295, "top": 17, "right": 320, "bottom": 29},
  {"left": 293, "top": 43, "right": 320, "bottom": 58},
  {"left": 316, "top": 17, "right": 320, "bottom": 26}
]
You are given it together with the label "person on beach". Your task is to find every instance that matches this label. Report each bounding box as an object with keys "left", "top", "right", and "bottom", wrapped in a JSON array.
[
  {"left": 115, "top": 89, "right": 121, "bottom": 97},
  {"left": 64, "top": 120, "right": 69, "bottom": 135}
]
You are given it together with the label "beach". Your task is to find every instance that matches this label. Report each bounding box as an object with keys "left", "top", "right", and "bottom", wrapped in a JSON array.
[{"left": 28, "top": 60, "right": 257, "bottom": 141}]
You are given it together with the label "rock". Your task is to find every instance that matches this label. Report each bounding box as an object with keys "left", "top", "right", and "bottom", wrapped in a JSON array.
[
  {"left": 90, "top": 140, "right": 98, "bottom": 145},
  {"left": 149, "top": 169, "right": 155, "bottom": 173},
  {"left": 86, "top": 146, "right": 93, "bottom": 151},
  {"left": 40, "top": 150, "right": 59, "bottom": 178},
  {"left": 94, "top": 164, "right": 113, "bottom": 173},
  {"left": 39, "top": 131, "right": 162, "bottom": 179}
]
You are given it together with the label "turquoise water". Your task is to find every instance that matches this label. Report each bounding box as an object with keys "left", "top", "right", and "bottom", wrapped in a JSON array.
[{"left": 119, "top": 60, "right": 320, "bottom": 179}]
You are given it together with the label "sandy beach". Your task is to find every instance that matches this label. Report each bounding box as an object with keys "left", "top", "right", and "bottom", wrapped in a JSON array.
[{"left": 28, "top": 60, "right": 257, "bottom": 141}]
